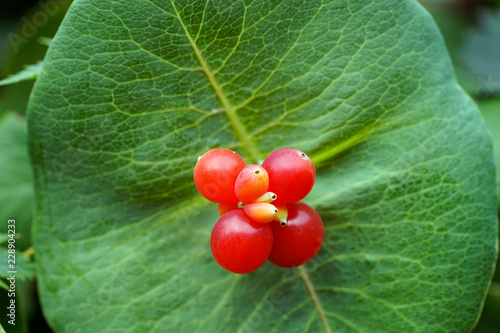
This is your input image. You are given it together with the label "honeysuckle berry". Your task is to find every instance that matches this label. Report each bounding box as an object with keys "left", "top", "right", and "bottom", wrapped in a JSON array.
[
  {"left": 193, "top": 148, "right": 246, "bottom": 204},
  {"left": 262, "top": 148, "right": 315, "bottom": 203},
  {"left": 193, "top": 147, "right": 322, "bottom": 274},
  {"left": 211, "top": 210, "right": 273, "bottom": 274},
  {"left": 235, "top": 164, "right": 269, "bottom": 202},
  {"left": 243, "top": 202, "right": 278, "bottom": 223},
  {"left": 268, "top": 202, "right": 324, "bottom": 268}
]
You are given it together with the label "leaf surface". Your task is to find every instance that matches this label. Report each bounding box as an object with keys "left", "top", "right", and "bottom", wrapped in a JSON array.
[{"left": 28, "top": 0, "right": 498, "bottom": 332}]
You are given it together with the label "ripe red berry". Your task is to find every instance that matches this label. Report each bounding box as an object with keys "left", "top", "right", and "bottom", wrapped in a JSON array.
[
  {"left": 235, "top": 165, "right": 269, "bottom": 202},
  {"left": 193, "top": 148, "right": 246, "bottom": 203},
  {"left": 262, "top": 148, "right": 315, "bottom": 203},
  {"left": 211, "top": 210, "right": 273, "bottom": 274},
  {"left": 268, "top": 202, "right": 324, "bottom": 268}
]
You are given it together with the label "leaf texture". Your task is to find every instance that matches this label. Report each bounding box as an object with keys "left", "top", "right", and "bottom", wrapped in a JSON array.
[{"left": 27, "top": 0, "right": 498, "bottom": 332}]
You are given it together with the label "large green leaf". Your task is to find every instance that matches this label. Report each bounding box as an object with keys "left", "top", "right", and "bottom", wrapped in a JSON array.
[{"left": 28, "top": 0, "right": 498, "bottom": 332}]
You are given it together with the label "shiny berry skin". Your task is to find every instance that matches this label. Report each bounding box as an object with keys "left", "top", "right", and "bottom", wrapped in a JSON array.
[
  {"left": 235, "top": 165, "right": 269, "bottom": 202},
  {"left": 262, "top": 148, "right": 315, "bottom": 203},
  {"left": 194, "top": 148, "right": 246, "bottom": 203},
  {"left": 211, "top": 210, "right": 273, "bottom": 274},
  {"left": 269, "top": 202, "right": 324, "bottom": 268}
]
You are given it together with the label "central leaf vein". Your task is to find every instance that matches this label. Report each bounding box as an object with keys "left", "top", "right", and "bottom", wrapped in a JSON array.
[
  {"left": 298, "top": 266, "right": 332, "bottom": 333},
  {"left": 170, "top": 1, "right": 260, "bottom": 164}
]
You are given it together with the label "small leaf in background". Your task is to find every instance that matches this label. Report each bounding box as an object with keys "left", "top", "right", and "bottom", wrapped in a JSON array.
[
  {"left": 0, "top": 61, "right": 42, "bottom": 86},
  {"left": 0, "top": 248, "right": 35, "bottom": 281},
  {"left": 37, "top": 37, "right": 52, "bottom": 47},
  {"left": 0, "top": 234, "right": 9, "bottom": 245},
  {"left": 0, "top": 112, "right": 37, "bottom": 332},
  {"left": 0, "top": 280, "right": 8, "bottom": 291}
]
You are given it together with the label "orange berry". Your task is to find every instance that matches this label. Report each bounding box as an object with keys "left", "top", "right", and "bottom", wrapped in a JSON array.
[
  {"left": 235, "top": 165, "right": 269, "bottom": 202},
  {"left": 243, "top": 203, "right": 278, "bottom": 223}
]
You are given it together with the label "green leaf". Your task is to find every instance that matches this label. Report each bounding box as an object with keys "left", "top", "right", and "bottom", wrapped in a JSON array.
[
  {"left": 0, "top": 234, "right": 9, "bottom": 245},
  {"left": 479, "top": 98, "right": 500, "bottom": 203},
  {"left": 0, "top": 62, "right": 43, "bottom": 87},
  {"left": 37, "top": 37, "right": 53, "bottom": 47},
  {"left": 0, "top": 113, "right": 33, "bottom": 250},
  {"left": 0, "top": 248, "right": 35, "bottom": 281},
  {"left": 28, "top": 0, "right": 498, "bottom": 332}
]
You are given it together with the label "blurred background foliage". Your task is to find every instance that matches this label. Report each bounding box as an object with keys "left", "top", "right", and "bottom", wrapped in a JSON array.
[{"left": 0, "top": 0, "right": 498, "bottom": 332}]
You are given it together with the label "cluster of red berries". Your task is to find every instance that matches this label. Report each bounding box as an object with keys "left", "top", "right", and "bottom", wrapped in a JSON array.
[{"left": 194, "top": 148, "right": 324, "bottom": 274}]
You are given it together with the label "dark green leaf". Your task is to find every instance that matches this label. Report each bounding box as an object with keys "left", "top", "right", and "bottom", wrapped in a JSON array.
[
  {"left": 0, "top": 279, "right": 8, "bottom": 291},
  {"left": 0, "top": 234, "right": 8, "bottom": 245},
  {"left": 28, "top": 0, "right": 498, "bottom": 332},
  {"left": 473, "top": 282, "right": 500, "bottom": 333}
]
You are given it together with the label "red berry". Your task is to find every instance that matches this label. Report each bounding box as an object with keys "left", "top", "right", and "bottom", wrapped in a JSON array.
[
  {"left": 193, "top": 148, "right": 246, "bottom": 203},
  {"left": 211, "top": 210, "right": 273, "bottom": 274},
  {"left": 235, "top": 165, "right": 269, "bottom": 202},
  {"left": 262, "top": 148, "right": 315, "bottom": 203},
  {"left": 269, "top": 202, "right": 324, "bottom": 268}
]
